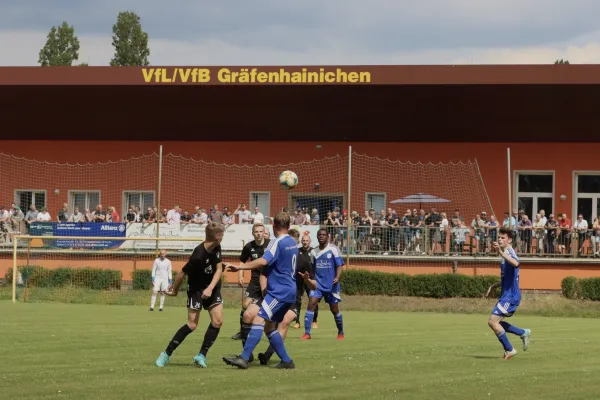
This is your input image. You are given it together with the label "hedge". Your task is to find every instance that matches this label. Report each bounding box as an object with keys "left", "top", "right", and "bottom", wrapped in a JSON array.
[
  {"left": 132, "top": 269, "right": 187, "bottom": 290},
  {"left": 562, "top": 276, "right": 600, "bottom": 301},
  {"left": 341, "top": 269, "right": 500, "bottom": 298},
  {"left": 5, "top": 265, "right": 121, "bottom": 290}
]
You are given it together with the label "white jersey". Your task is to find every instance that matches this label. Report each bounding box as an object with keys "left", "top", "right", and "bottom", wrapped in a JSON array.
[{"left": 152, "top": 257, "right": 173, "bottom": 281}]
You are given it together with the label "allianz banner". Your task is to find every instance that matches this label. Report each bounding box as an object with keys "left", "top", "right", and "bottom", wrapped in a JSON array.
[
  {"left": 122, "top": 223, "right": 322, "bottom": 251},
  {"left": 28, "top": 222, "right": 127, "bottom": 249}
]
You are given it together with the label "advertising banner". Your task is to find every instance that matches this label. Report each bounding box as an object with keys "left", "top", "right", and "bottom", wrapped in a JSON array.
[{"left": 28, "top": 222, "right": 127, "bottom": 249}]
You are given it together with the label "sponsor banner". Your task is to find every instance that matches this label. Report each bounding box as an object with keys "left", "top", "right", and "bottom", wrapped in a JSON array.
[
  {"left": 28, "top": 222, "right": 127, "bottom": 249},
  {"left": 122, "top": 223, "right": 322, "bottom": 251}
]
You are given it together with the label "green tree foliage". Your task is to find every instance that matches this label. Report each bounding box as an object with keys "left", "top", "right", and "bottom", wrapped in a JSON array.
[
  {"left": 110, "top": 11, "right": 150, "bottom": 66},
  {"left": 554, "top": 59, "right": 570, "bottom": 64},
  {"left": 38, "top": 22, "right": 80, "bottom": 66}
]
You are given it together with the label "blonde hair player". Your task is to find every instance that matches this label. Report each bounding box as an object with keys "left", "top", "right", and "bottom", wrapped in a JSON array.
[
  {"left": 155, "top": 222, "right": 225, "bottom": 369},
  {"left": 149, "top": 249, "right": 172, "bottom": 312}
]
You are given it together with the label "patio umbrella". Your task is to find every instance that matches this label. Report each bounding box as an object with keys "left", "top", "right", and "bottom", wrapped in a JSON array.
[{"left": 390, "top": 193, "right": 451, "bottom": 210}]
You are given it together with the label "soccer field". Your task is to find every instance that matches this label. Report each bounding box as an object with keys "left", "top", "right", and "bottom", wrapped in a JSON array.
[{"left": 1, "top": 302, "right": 599, "bottom": 400}]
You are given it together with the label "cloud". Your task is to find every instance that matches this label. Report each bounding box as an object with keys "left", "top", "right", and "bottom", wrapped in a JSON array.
[{"left": 1, "top": 0, "right": 600, "bottom": 66}]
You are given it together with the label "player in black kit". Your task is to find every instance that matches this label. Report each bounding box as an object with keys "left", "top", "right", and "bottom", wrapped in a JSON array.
[
  {"left": 155, "top": 222, "right": 225, "bottom": 369},
  {"left": 258, "top": 229, "right": 317, "bottom": 365},
  {"left": 231, "top": 223, "right": 271, "bottom": 341},
  {"left": 292, "top": 233, "right": 320, "bottom": 329}
]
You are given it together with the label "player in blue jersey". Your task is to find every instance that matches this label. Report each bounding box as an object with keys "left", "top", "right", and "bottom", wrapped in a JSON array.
[
  {"left": 301, "top": 227, "right": 345, "bottom": 340},
  {"left": 485, "top": 226, "right": 531, "bottom": 360},
  {"left": 222, "top": 212, "right": 298, "bottom": 369}
]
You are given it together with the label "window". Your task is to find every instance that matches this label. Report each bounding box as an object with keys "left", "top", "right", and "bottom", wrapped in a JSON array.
[
  {"left": 69, "top": 191, "right": 101, "bottom": 213},
  {"left": 249, "top": 192, "right": 270, "bottom": 222},
  {"left": 514, "top": 172, "right": 554, "bottom": 218},
  {"left": 123, "top": 191, "right": 155, "bottom": 217},
  {"left": 14, "top": 190, "right": 46, "bottom": 210},
  {"left": 366, "top": 193, "right": 386, "bottom": 213},
  {"left": 574, "top": 172, "right": 600, "bottom": 224}
]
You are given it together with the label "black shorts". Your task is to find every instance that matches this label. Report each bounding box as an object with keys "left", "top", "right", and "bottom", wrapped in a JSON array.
[
  {"left": 187, "top": 287, "right": 223, "bottom": 311},
  {"left": 245, "top": 281, "right": 263, "bottom": 304},
  {"left": 289, "top": 302, "right": 300, "bottom": 316}
]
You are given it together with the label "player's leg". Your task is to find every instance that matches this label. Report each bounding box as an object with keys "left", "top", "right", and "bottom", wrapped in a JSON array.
[
  {"left": 149, "top": 280, "right": 161, "bottom": 311},
  {"left": 302, "top": 293, "right": 321, "bottom": 339},
  {"left": 259, "top": 307, "right": 297, "bottom": 365},
  {"left": 497, "top": 305, "right": 531, "bottom": 351},
  {"left": 488, "top": 313, "right": 516, "bottom": 359},
  {"left": 232, "top": 296, "right": 253, "bottom": 340},
  {"left": 325, "top": 292, "right": 344, "bottom": 339},
  {"left": 156, "top": 306, "right": 200, "bottom": 367},
  {"left": 488, "top": 302, "right": 529, "bottom": 358},
  {"left": 193, "top": 303, "right": 223, "bottom": 368},
  {"left": 158, "top": 280, "right": 167, "bottom": 310},
  {"left": 306, "top": 286, "right": 319, "bottom": 327}
]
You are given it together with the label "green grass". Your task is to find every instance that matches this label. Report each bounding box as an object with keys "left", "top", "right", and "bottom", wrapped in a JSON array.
[{"left": 1, "top": 302, "right": 600, "bottom": 400}]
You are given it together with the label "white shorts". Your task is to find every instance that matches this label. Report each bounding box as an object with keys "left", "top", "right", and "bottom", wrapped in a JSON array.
[{"left": 153, "top": 279, "right": 169, "bottom": 292}]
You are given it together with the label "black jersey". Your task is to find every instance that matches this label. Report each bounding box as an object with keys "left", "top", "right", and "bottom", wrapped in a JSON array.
[
  {"left": 240, "top": 239, "right": 271, "bottom": 287},
  {"left": 296, "top": 246, "right": 315, "bottom": 295},
  {"left": 182, "top": 242, "right": 223, "bottom": 291}
]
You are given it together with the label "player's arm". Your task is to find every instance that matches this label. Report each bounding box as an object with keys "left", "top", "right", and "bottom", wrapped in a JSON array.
[
  {"left": 167, "top": 271, "right": 186, "bottom": 296},
  {"left": 237, "top": 244, "right": 250, "bottom": 286},
  {"left": 151, "top": 260, "right": 158, "bottom": 283},
  {"left": 299, "top": 271, "right": 317, "bottom": 290},
  {"left": 496, "top": 245, "right": 519, "bottom": 267},
  {"left": 333, "top": 250, "right": 344, "bottom": 285},
  {"left": 485, "top": 281, "right": 501, "bottom": 298},
  {"left": 167, "top": 260, "right": 173, "bottom": 285},
  {"left": 259, "top": 272, "right": 267, "bottom": 295},
  {"left": 226, "top": 257, "right": 268, "bottom": 272},
  {"left": 202, "top": 262, "right": 223, "bottom": 299}
]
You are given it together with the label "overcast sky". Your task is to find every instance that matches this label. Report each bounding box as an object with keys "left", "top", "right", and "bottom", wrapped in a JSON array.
[{"left": 1, "top": 0, "right": 599, "bottom": 66}]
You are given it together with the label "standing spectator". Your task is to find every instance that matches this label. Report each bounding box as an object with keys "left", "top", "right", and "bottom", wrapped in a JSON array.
[
  {"left": 107, "top": 206, "right": 120, "bottom": 223},
  {"left": 234, "top": 204, "right": 251, "bottom": 224},
  {"left": 166, "top": 205, "right": 181, "bottom": 225},
  {"left": 180, "top": 211, "right": 192, "bottom": 223},
  {"left": 192, "top": 208, "right": 208, "bottom": 224},
  {"left": 84, "top": 208, "right": 95, "bottom": 222},
  {"left": 24, "top": 205, "right": 39, "bottom": 229},
  {"left": 545, "top": 214, "right": 559, "bottom": 255},
  {"left": 158, "top": 209, "right": 168, "bottom": 223},
  {"left": 591, "top": 218, "right": 600, "bottom": 258},
  {"left": 250, "top": 206, "right": 265, "bottom": 224},
  {"left": 532, "top": 214, "right": 546, "bottom": 255},
  {"left": 484, "top": 215, "right": 498, "bottom": 254},
  {"left": 558, "top": 213, "right": 572, "bottom": 255},
  {"left": 0, "top": 205, "right": 9, "bottom": 243},
  {"left": 126, "top": 206, "right": 137, "bottom": 222},
  {"left": 439, "top": 212, "right": 449, "bottom": 254},
  {"left": 309, "top": 208, "right": 320, "bottom": 225},
  {"left": 223, "top": 208, "right": 235, "bottom": 225},
  {"left": 93, "top": 205, "right": 107, "bottom": 222},
  {"left": 10, "top": 206, "right": 25, "bottom": 235},
  {"left": 37, "top": 207, "right": 51, "bottom": 221},
  {"left": 293, "top": 208, "right": 306, "bottom": 226},
  {"left": 72, "top": 207, "right": 83, "bottom": 223},
  {"left": 471, "top": 214, "right": 486, "bottom": 253},
  {"left": 209, "top": 204, "right": 223, "bottom": 224},
  {"left": 573, "top": 214, "right": 588, "bottom": 256},
  {"left": 426, "top": 208, "right": 442, "bottom": 254},
  {"left": 143, "top": 207, "right": 156, "bottom": 223},
  {"left": 451, "top": 209, "right": 464, "bottom": 227},
  {"left": 57, "top": 203, "right": 70, "bottom": 222},
  {"left": 451, "top": 221, "right": 470, "bottom": 255},
  {"left": 518, "top": 215, "right": 533, "bottom": 254}
]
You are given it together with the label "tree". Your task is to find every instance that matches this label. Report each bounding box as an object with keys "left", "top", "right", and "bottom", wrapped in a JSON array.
[
  {"left": 38, "top": 22, "right": 80, "bottom": 66},
  {"left": 110, "top": 11, "right": 150, "bottom": 66},
  {"left": 77, "top": 63, "right": 89, "bottom": 67},
  {"left": 555, "top": 59, "right": 570, "bottom": 64}
]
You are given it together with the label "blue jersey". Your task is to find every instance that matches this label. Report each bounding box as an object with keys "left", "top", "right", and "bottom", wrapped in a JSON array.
[
  {"left": 261, "top": 234, "right": 298, "bottom": 304},
  {"left": 311, "top": 244, "right": 344, "bottom": 292},
  {"left": 499, "top": 247, "right": 521, "bottom": 305}
]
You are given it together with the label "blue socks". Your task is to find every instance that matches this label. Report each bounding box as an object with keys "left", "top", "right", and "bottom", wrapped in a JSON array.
[
  {"left": 241, "top": 324, "right": 264, "bottom": 361},
  {"left": 496, "top": 330, "right": 514, "bottom": 352},
  {"left": 304, "top": 310, "right": 315, "bottom": 335},
  {"left": 266, "top": 330, "right": 291, "bottom": 363},
  {"left": 500, "top": 321, "right": 525, "bottom": 336},
  {"left": 334, "top": 312, "right": 344, "bottom": 334}
]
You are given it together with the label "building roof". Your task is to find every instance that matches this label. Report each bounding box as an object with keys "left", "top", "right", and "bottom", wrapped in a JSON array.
[{"left": 1, "top": 65, "right": 599, "bottom": 142}]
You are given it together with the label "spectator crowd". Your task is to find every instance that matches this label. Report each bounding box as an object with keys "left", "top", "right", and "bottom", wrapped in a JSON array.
[{"left": 1, "top": 201, "right": 599, "bottom": 258}]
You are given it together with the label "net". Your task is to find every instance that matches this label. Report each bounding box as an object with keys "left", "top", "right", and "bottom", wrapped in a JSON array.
[{"left": 2, "top": 147, "right": 503, "bottom": 305}]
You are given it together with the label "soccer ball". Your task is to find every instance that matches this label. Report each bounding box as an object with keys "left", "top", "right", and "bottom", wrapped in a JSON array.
[{"left": 279, "top": 170, "right": 298, "bottom": 190}]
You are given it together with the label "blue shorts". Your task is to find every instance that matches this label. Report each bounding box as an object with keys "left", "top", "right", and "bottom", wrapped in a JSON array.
[
  {"left": 258, "top": 293, "right": 294, "bottom": 323},
  {"left": 491, "top": 301, "right": 518, "bottom": 317},
  {"left": 309, "top": 288, "right": 342, "bottom": 305}
]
